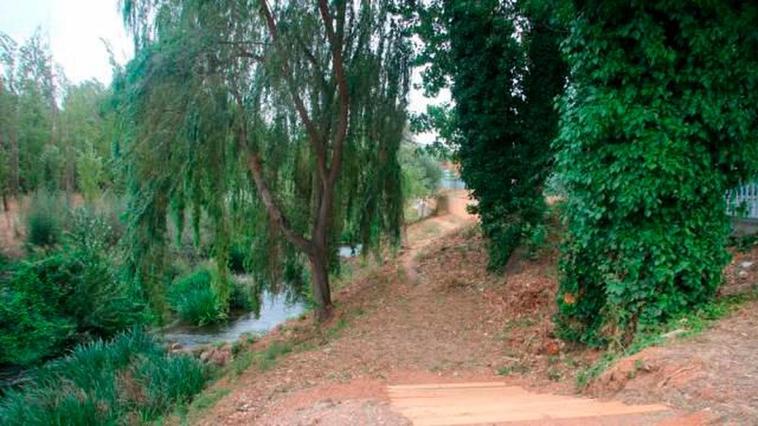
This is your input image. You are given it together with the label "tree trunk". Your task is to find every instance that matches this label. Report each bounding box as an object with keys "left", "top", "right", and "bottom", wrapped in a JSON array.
[
  {"left": 9, "top": 127, "right": 18, "bottom": 197},
  {"left": 310, "top": 177, "right": 335, "bottom": 321},
  {"left": 308, "top": 248, "right": 333, "bottom": 321}
]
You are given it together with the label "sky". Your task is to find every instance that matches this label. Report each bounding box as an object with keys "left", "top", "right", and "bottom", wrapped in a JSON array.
[
  {"left": 0, "top": 0, "right": 133, "bottom": 84},
  {"left": 0, "top": 0, "right": 445, "bottom": 143}
]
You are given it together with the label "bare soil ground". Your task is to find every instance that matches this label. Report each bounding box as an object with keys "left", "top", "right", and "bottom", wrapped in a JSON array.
[
  {"left": 0, "top": 198, "right": 25, "bottom": 257},
  {"left": 589, "top": 250, "right": 758, "bottom": 423},
  {"left": 192, "top": 190, "right": 757, "bottom": 425}
]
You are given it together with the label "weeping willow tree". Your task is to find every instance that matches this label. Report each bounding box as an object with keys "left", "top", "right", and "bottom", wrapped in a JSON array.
[{"left": 116, "top": 0, "right": 410, "bottom": 320}]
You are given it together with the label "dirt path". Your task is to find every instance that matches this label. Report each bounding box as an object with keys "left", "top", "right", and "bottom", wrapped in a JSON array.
[
  {"left": 195, "top": 190, "right": 755, "bottom": 425},
  {"left": 402, "top": 190, "right": 476, "bottom": 282}
]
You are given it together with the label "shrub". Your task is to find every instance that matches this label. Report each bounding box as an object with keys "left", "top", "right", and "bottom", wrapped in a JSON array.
[
  {"left": 27, "top": 250, "right": 144, "bottom": 336},
  {"left": 167, "top": 267, "right": 224, "bottom": 325},
  {"left": 228, "top": 241, "right": 251, "bottom": 273},
  {"left": 25, "top": 190, "right": 65, "bottom": 249},
  {"left": 0, "top": 329, "right": 207, "bottom": 425},
  {"left": 0, "top": 285, "right": 75, "bottom": 365},
  {"left": 66, "top": 206, "right": 122, "bottom": 251},
  {"left": 0, "top": 249, "right": 146, "bottom": 365},
  {"left": 229, "top": 278, "right": 258, "bottom": 312}
]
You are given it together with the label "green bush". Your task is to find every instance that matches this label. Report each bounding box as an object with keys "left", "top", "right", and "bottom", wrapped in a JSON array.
[
  {"left": 168, "top": 267, "right": 224, "bottom": 326},
  {"left": 0, "top": 285, "right": 75, "bottom": 365},
  {"left": 400, "top": 143, "right": 442, "bottom": 202},
  {"left": 0, "top": 329, "right": 207, "bottom": 425},
  {"left": 66, "top": 206, "right": 122, "bottom": 251},
  {"left": 229, "top": 278, "right": 257, "bottom": 312},
  {"left": 554, "top": 2, "right": 758, "bottom": 346},
  {"left": 228, "top": 241, "right": 251, "bottom": 273},
  {"left": 25, "top": 191, "right": 66, "bottom": 249},
  {"left": 0, "top": 248, "right": 146, "bottom": 365}
]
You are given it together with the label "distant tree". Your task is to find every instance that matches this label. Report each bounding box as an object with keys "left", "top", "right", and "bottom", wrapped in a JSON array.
[
  {"left": 0, "top": 33, "right": 18, "bottom": 207},
  {"left": 15, "top": 31, "right": 61, "bottom": 192},
  {"left": 117, "top": 0, "right": 411, "bottom": 319},
  {"left": 0, "top": 32, "right": 114, "bottom": 204},
  {"left": 0, "top": 31, "right": 68, "bottom": 194},
  {"left": 399, "top": 141, "right": 442, "bottom": 202},
  {"left": 60, "top": 80, "right": 111, "bottom": 200}
]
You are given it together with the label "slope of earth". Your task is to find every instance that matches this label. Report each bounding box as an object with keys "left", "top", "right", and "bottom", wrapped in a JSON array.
[
  {"left": 589, "top": 248, "right": 758, "bottom": 424},
  {"left": 191, "top": 191, "right": 757, "bottom": 425}
]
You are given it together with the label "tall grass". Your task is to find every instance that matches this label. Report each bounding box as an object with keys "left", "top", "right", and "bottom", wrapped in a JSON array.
[
  {"left": 167, "top": 267, "right": 260, "bottom": 325},
  {"left": 0, "top": 329, "right": 207, "bottom": 425},
  {"left": 167, "top": 267, "right": 224, "bottom": 326}
]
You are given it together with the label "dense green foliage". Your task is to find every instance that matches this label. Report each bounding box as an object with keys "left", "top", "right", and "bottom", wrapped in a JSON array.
[
  {"left": 0, "top": 329, "right": 206, "bottom": 425},
  {"left": 24, "top": 190, "right": 65, "bottom": 248},
  {"left": 413, "top": 0, "right": 566, "bottom": 270},
  {"left": 117, "top": 0, "right": 411, "bottom": 319},
  {"left": 167, "top": 267, "right": 224, "bottom": 326},
  {"left": 399, "top": 142, "right": 442, "bottom": 202},
  {"left": 0, "top": 31, "right": 115, "bottom": 199},
  {"left": 0, "top": 5, "right": 755, "bottom": 407},
  {"left": 1, "top": 207, "right": 144, "bottom": 365},
  {"left": 554, "top": 1, "right": 758, "bottom": 346},
  {"left": 0, "top": 253, "right": 145, "bottom": 365}
]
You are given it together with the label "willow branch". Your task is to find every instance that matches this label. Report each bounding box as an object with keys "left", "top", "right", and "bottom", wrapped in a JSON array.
[
  {"left": 235, "top": 93, "right": 313, "bottom": 254},
  {"left": 259, "top": 0, "right": 327, "bottom": 181},
  {"left": 246, "top": 152, "right": 313, "bottom": 254},
  {"left": 318, "top": 0, "right": 349, "bottom": 185}
]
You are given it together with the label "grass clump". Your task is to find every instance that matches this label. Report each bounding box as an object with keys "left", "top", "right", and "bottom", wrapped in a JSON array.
[
  {"left": 0, "top": 329, "right": 207, "bottom": 425},
  {"left": 167, "top": 267, "right": 261, "bottom": 326},
  {"left": 257, "top": 341, "right": 293, "bottom": 371},
  {"left": 230, "top": 351, "right": 254, "bottom": 377},
  {"left": 167, "top": 267, "right": 224, "bottom": 326},
  {"left": 189, "top": 388, "right": 230, "bottom": 412},
  {"left": 496, "top": 362, "right": 530, "bottom": 376}
]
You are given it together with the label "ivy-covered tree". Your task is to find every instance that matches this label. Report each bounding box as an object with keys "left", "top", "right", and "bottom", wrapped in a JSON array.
[
  {"left": 117, "top": 0, "right": 410, "bottom": 319},
  {"left": 554, "top": 1, "right": 758, "bottom": 347},
  {"left": 413, "top": 0, "right": 566, "bottom": 270}
]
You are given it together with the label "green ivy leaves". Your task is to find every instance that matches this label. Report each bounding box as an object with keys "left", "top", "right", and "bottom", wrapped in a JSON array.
[{"left": 554, "top": 1, "right": 758, "bottom": 347}]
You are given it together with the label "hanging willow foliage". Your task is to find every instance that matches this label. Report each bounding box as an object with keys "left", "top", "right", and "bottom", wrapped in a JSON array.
[{"left": 115, "top": 0, "right": 410, "bottom": 319}]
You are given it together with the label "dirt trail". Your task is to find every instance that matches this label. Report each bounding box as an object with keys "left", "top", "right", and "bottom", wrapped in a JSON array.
[
  {"left": 196, "top": 189, "right": 754, "bottom": 425},
  {"left": 401, "top": 190, "right": 476, "bottom": 282}
]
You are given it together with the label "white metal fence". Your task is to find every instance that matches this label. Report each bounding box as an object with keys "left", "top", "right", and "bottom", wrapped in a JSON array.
[{"left": 727, "top": 181, "right": 758, "bottom": 219}]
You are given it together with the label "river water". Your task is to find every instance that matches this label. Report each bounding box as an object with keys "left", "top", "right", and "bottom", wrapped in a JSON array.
[{"left": 160, "top": 291, "right": 305, "bottom": 349}]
